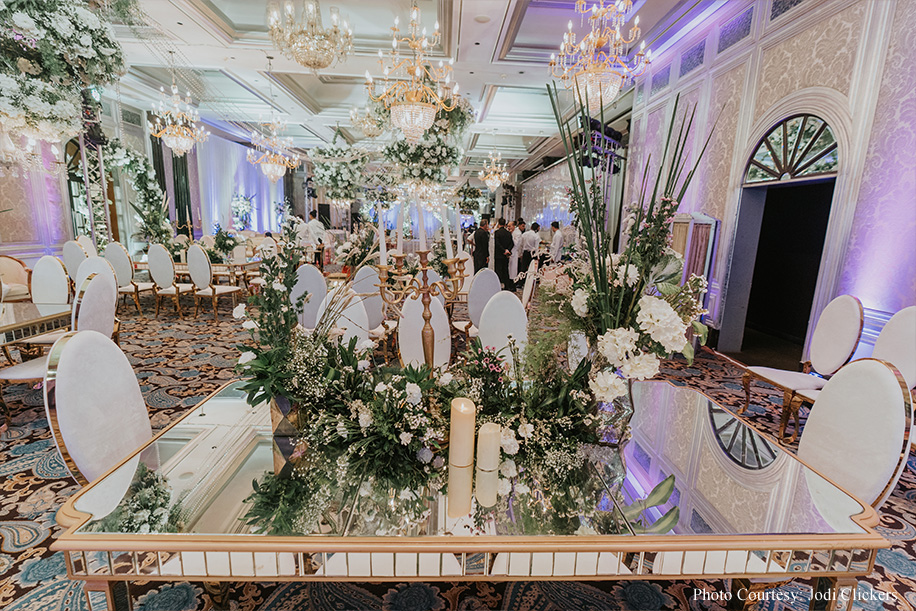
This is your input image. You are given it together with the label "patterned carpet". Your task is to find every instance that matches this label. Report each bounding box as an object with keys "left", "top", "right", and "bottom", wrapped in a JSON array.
[{"left": 0, "top": 291, "right": 914, "bottom": 611}]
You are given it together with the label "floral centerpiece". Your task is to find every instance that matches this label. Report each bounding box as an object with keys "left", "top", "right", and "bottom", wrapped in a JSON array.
[
  {"left": 105, "top": 139, "right": 173, "bottom": 251},
  {"left": 0, "top": 0, "right": 125, "bottom": 142},
  {"left": 335, "top": 223, "right": 379, "bottom": 269},
  {"left": 542, "top": 88, "right": 714, "bottom": 455},
  {"left": 91, "top": 464, "right": 185, "bottom": 534},
  {"left": 309, "top": 133, "right": 369, "bottom": 202},
  {"left": 231, "top": 193, "right": 254, "bottom": 231},
  {"left": 454, "top": 181, "right": 486, "bottom": 215}
]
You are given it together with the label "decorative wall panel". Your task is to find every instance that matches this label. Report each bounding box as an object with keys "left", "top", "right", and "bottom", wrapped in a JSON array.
[
  {"left": 754, "top": 1, "right": 865, "bottom": 120},
  {"left": 680, "top": 40, "right": 706, "bottom": 77},
  {"left": 771, "top": 0, "right": 807, "bottom": 21},
  {"left": 837, "top": 0, "right": 916, "bottom": 313},
  {"left": 650, "top": 64, "right": 672, "bottom": 96}
]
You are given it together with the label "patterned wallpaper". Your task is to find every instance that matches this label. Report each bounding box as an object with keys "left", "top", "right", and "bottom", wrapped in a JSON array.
[
  {"left": 680, "top": 40, "right": 706, "bottom": 77},
  {"left": 650, "top": 64, "right": 672, "bottom": 97},
  {"left": 837, "top": 0, "right": 916, "bottom": 312},
  {"left": 0, "top": 173, "right": 39, "bottom": 244},
  {"left": 754, "top": 1, "right": 866, "bottom": 120},
  {"left": 0, "top": 141, "right": 69, "bottom": 253},
  {"left": 718, "top": 7, "right": 754, "bottom": 54}
]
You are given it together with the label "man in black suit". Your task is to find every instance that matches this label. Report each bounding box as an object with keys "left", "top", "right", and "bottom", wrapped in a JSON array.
[
  {"left": 472, "top": 216, "right": 491, "bottom": 273},
  {"left": 494, "top": 217, "right": 515, "bottom": 291}
]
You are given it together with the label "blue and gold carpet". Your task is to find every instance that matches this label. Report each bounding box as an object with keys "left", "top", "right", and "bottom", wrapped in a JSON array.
[{"left": 0, "top": 294, "right": 913, "bottom": 611}]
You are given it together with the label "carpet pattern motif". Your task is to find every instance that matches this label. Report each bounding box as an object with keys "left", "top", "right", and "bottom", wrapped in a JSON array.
[{"left": 0, "top": 293, "right": 913, "bottom": 610}]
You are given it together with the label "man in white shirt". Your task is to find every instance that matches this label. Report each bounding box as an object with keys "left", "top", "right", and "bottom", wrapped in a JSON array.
[
  {"left": 509, "top": 218, "right": 523, "bottom": 281},
  {"left": 305, "top": 210, "right": 327, "bottom": 269},
  {"left": 549, "top": 221, "right": 565, "bottom": 263},
  {"left": 520, "top": 221, "right": 539, "bottom": 274}
]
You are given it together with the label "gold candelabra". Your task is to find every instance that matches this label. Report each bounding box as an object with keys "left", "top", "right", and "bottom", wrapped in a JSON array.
[{"left": 377, "top": 250, "right": 466, "bottom": 368}]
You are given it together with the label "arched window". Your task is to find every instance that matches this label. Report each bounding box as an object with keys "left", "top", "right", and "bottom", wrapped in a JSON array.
[{"left": 744, "top": 114, "right": 838, "bottom": 184}]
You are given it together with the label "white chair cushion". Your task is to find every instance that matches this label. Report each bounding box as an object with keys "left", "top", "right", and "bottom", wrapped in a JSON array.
[
  {"left": 809, "top": 295, "right": 863, "bottom": 375},
  {"left": 118, "top": 282, "right": 155, "bottom": 294},
  {"left": 797, "top": 388, "right": 820, "bottom": 403},
  {"left": 157, "top": 283, "right": 194, "bottom": 295},
  {"left": 398, "top": 295, "right": 450, "bottom": 368},
  {"left": 872, "top": 306, "right": 916, "bottom": 391},
  {"left": 747, "top": 366, "right": 827, "bottom": 391},
  {"left": 2, "top": 283, "right": 29, "bottom": 301},
  {"left": 44, "top": 330, "right": 151, "bottom": 484},
  {"left": 196, "top": 285, "right": 242, "bottom": 297},
  {"left": 0, "top": 355, "right": 49, "bottom": 381},
  {"left": 249, "top": 277, "right": 266, "bottom": 286},
  {"left": 798, "top": 359, "right": 910, "bottom": 508},
  {"left": 478, "top": 291, "right": 528, "bottom": 360},
  {"left": 21, "top": 330, "right": 68, "bottom": 345}
]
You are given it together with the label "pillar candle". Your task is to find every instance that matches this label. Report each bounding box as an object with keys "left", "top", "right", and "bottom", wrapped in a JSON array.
[
  {"left": 449, "top": 398, "right": 476, "bottom": 468},
  {"left": 455, "top": 209, "right": 463, "bottom": 253},
  {"left": 475, "top": 422, "right": 501, "bottom": 507},
  {"left": 440, "top": 204, "right": 454, "bottom": 259},
  {"left": 377, "top": 203, "right": 387, "bottom": 266},
  {"left": 396, "top": 204, "right": 404, "bottom": 254},
  {"left": 417, "top": 201, "right": 427, "bottom": 250},
  {"left": 448, "top": 464, "right": 473, "bottom": 518}
]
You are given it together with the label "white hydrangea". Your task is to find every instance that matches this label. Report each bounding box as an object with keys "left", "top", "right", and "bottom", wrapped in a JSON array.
[
  {"left": 405, "top": 382, "right": 422, "bottom": 405},
  {"left": 571, "top": 288, "right": 590, "bottom": 317},
  {"left": 499, "top": 459, "right": 518, "bottom": 478},
  {"left": 497, "top": 478, "right": 512, "bottom": 496},
  {"left": 589, "top": 370, "right": 628, "bottom": 402},
  {"left": 500, "top": 428, "right": 519, "bottom": 455},
  {"left": 438, "top": 372, "right": 453, "bottom": 386},
  {"left": 596, "top": 327, "right": 638, "bottom": 367},
  {"left": 517, "top": 422, "right": 534, "bottom": 438},
  {"left": 620, "top": 351, "right": 660, "bottom": 380},
  {"left": 238, "top": 351, "right": 256, "bottom": 366},
  {"left": 636, "top": 295, "right": 687, "bottom": 353},
  {"left": 613, "top": 264, "right": 640, "bottom": 287},
  {"left": 399, "top": 431, "right": 413, "bottom": 445}
]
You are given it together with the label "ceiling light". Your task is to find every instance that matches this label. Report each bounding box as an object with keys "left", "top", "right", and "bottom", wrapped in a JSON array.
[
  {"left": 246, "top": 57, "right": 300, "bottom": 182},
  {"left": 148, "top": 52, "right": 209, "bottom": 157},
  {"left": 267, "top": 0, "right": 353, "bottom": 72},
  {"left": 478, "top": 150, "right": 508, "bottom": 191}
]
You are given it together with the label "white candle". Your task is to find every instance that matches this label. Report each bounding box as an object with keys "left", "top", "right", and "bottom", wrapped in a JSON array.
[
  {"left": 440, "top": 204, "right": 454, "bottom": 259},
  {"left": 448, "top": 464, "right": 473, "bottom": 518},
  {"left": 377, "top": 203, "right": 387, "bottom": 266},
  {"left": 475, "top": 467, "right": 498, "bottom": 508},
  {"left": 417, "top": 201, "right": 427, "bottom": 250},
  {"left": 476, "top": 423, "right": 501, "bottom": 471},
  {"left": 396, "top": 204, "right": 404, "bottom": 254},
  {"left": 449, "top": 398, "right": 476, "bottom": 468}
]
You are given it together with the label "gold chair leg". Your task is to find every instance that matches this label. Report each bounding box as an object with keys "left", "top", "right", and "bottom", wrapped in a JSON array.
[
  {"left": 132, "top": 288, "right": 143, "bottom": 316},
  {"left": 739, "top": 371, "right": 752, "bottom": 414},
  {"left": 194, "top": 296, "right": 200, "bottom": 318},
  {"left": 212, "top": 296, "right": 218, "bottom": 320},
  {"left": 0, "top": 379, "right": 11, "bottom": 433},
  {"left": 174, "top": 294, "right": 183, "bottom": 318},
  {"left": 778, "top": 389, "right": 800, "bottom": 442},
  {"left": 154, "top": 294, "right": 161, "bottom": 318}
]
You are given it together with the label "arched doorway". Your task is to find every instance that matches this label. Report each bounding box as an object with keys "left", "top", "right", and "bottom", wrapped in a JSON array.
[{"left": 718, "top": 114, "right": 839, "bottom": 367}]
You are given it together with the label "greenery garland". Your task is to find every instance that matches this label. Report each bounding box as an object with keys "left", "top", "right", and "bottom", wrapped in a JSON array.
[
  {"left": 309, "top": 135, "right": 369, "bottom": 201},
  {"left": 382, "top": 132, "right": 460, "bottom": 185},
  {"left": 103, "top": 139, "right": 172, "bottom": 247}
]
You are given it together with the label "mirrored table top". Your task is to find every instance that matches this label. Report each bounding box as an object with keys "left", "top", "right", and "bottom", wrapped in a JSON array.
[
  {"left": 0, "top": 302, "right": 70, "bottom": 337},
  {"left": 63, "top": 381, "right": 873, "bottom": 541}
]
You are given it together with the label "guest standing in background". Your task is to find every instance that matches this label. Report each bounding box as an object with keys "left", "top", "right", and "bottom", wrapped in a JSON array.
[
  {"left": 509, "top": 218, "right": 523, "bottom": 282},
  {"left": 472, "top": 216, "right": 491, "bottom": 273},
  {"left": 306, "top": 210, "right": 327, "bottom": 270},
  {"left": 520, "top": 221, "right": 538, "bottom": 275},
  {"left": 494, "top": 217, "right": 515, "bottom": 291},
  {"left": 550, "top": 221, "right": 564, "bottom": 263}
]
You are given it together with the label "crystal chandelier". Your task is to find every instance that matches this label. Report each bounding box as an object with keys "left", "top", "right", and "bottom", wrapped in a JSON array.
[
  {"left": 149, "top": 56, "right": 209, "bottom": 157},
  {"left": 349, "top": 106, "right": 385, "bottom": 138},
  {"left": 549, "top": 0, "right": 650, "bottom": 110},
  {"left": 247, "top": 57, "right": 301, "bottom": 183},
  {"left": 267, "top": 0, "right": 353, "bottom": 72},
  {"left": 478, "top": 151, "right": 509, "bottom": 191},
  {"left": 0, "top": 128, "right": 64, "bottom": 177},
  {"left": 365, "top": 1, "right": 459, "bottom": 144}
]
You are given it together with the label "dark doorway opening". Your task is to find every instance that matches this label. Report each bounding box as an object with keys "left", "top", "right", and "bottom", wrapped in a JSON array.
[{"left": 725, "top": 180, "right": 834, "bottom": 369}]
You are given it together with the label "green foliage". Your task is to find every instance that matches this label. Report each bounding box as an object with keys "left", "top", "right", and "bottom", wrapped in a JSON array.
[{"left": 211, "top": 224, "right": 239, "bottom": 259}]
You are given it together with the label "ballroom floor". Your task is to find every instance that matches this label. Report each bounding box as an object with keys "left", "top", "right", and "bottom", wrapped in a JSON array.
[{"left": 0, "top": 294, "right": 914, "bottom": 611}]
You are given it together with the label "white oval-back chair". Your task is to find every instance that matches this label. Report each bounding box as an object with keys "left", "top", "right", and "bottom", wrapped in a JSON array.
[
  {"left": 741, "top": 294, "right": 863, "bottom": 441},
  {"left": 0, "top": 274, "right": 117, "bottom": 430},
  {"left": 414, "top": 269, "right": 446, "bottom": 307},
  {"left": 74, "top": 257, "right": 118, "bottom": 301},
  {"left": 316, "top": 288, "right": 370, "bottom": 346},
  {"left": 798, "top": 359, "right": 912, "bottom": 510},
  {"left": 259, "top": 237, "right": 278, "bottom": 259},
  {"left": 105, "top": 242, "right": 154, "bottom": 315},
  {"left": 798, "top": 305, "right": 916, "bottom": 405},
  {"left": 398, "top": 295, "right": 451, "bottom": 369},
  {"left": 63, "top": 240, "right": 90, "bottom": 281},
  {"left": 199, "top": 235, "right": 216, "bottom": 249},
  {"left": 290, "top": 264, "right": 327, "bottom": 330},
  {"left": 452, "top": 269, "right": 500, "bottom": 339},
  {"left": 351, "top": 266, "right": 388, "bottom": 338},
  {"left": 30, "top": 256, "right": 70, "bottom": 304},
  {"left": 0, "top": 255, "right": 31, "bottom": 302},
  {"left": 44, "top": 330, "right": 151, "bottom": 485},
  {"left": 188, "top": 244, "right": 242, "bottom": 319},
  {"left": 76, "top": 235, "right": 98, "bottom": 257},
  {"left": 477, "top": 291, "right": 528, "bottom": 362},
  {"left": 148, "top": 243, "right": 194, "bottom": 318}
]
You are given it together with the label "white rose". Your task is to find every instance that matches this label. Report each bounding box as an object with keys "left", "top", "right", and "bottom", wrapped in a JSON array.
[
  {"left": 517, "top": 422, "right": 534, "bottom": 438},
  {"left": 357, "top": 359, "right": 370, "bottom": 371},
  {"left": 497, "top": 478, "right": 512, "bottom": 496},
  {"left": 499, "top": 459, "right": 517, "bottom": 478},
  {"left": 500, "top": 428, "right": 519, "bottom": 455},
  {"left": 375, "top": 382, "right": 389, "bottom": 393},
  {"left": 405, "top": 382, "right": 422, "bottom": 405},
  {"left": 242, "top": 320, "right": 257, "bottom": 330},
  {"left": 438, "top": 372, "right": 453, "bottom": 386},
  {"left": 238, "top": 351, "right": 256, "bottom": 365}
]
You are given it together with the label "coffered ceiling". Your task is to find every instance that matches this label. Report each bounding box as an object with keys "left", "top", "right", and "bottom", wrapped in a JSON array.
[{"left": 112, "top": 0, "right": 687, "bottom": 183}]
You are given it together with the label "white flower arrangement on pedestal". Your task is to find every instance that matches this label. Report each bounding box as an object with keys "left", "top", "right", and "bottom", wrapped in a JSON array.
[
  {"left": 231, "top": 194, "right": 254, "bottom": 231},
  {"left": 382, "top": 132, "right": 461, "bottom": 185}
]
